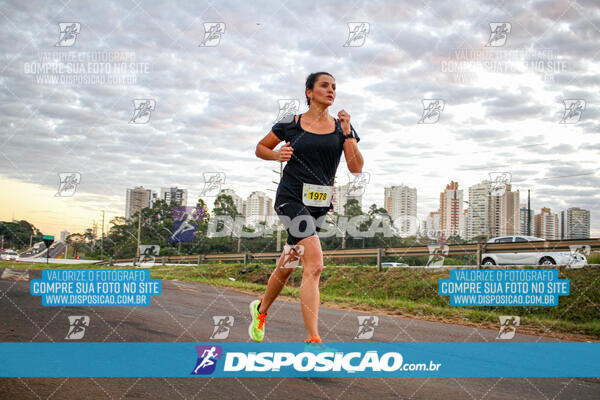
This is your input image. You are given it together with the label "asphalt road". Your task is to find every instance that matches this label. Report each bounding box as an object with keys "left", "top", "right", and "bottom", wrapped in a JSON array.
[{"left": 1, "top": 268, "right": 599, "bottom": 399}]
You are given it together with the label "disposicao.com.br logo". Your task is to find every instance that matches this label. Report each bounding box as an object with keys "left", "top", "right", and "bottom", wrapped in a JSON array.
[{"left": 190, "top": 344, "right": 441, "bottom": 377}]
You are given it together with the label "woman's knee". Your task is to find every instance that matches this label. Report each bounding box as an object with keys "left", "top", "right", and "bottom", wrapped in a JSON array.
[{"left": 303, "top": 261, "right": 323, "bottom": 277}]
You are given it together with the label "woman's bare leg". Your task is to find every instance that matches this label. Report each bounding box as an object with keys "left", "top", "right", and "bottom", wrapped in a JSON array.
[
  {"left": 297, "top": 235, "right": 323, "bottom": 340},
  {"left": 257, "top": 247, "right": 297, "bottom": 314}
]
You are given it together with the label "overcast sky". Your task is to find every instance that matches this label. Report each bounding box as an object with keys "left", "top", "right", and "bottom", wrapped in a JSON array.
[{"left": 0, "top": 0, "right": 599, "bottom": 238}]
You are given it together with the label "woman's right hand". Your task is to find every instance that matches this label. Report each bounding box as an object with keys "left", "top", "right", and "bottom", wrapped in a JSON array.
[{"left": 278, "top": 141, "right": 294, "bottom": 162}]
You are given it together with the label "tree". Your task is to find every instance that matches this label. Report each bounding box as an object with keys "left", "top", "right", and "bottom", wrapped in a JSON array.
[
  {"left": 214, "top": 194, "right": 244, "bottom": 252},
  {"left": 0, "top": 220, "right": 42, "bottom": 250},
  {"left": 66, "top": 233, "right": 86, "bottom": 257},
  {"left": 214, "top": 194, "right": 241, "bottom": 218}
]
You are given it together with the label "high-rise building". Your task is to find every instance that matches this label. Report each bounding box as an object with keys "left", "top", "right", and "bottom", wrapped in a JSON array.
[
  {"left": 466, "top": 180, "right": 490, "bottom": 240},
  {"left": 439, "top": 181, "right": 464, "bottom": 238},
  {"left": 500, "top": 184, "right": 520, "bottom": 236},
  {"left": 60, "top": 230, "right": 70, "bottom": 242},
  {"left": 160, "top": 187, "right": 188, "bottom": 207},
  {"left": 421, "top": 211, "right": 441, "bottom": 238},
  {"left": 487, "top": 184, "right": 520, "bottom": 237},
  {"left": 333, "top": 182, "right": 364, "bottom": 215},
  {"left": 245, "top": 191, "right": 274, "bottom": 226},
  {"left": 125, "top": 186, "right": 153, "bottom": 219},
  {"left": 562, "top": 207, "right": 590, "bottom": 239},
  {"left": 519, "top": 204, "right": 534, "bottom": 236},
  {"left": 384, "top": 185, "right": 417, "bottom": 236},
  {"left": 534, "top": 207, "right": 559, "bottom": 240}
]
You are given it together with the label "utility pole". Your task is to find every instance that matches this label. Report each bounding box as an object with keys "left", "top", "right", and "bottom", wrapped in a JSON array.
[
  {"left": 1, "top": 235, "right": 4, "bottom": 249},
  {"left": 136, "top": 211, "right": 142, "bottom": 264},
  {"left": 527, "top": 190, "right": 531, "bottom": 236},
  {"left": 92, "top": 220, "right": 96, "bottom": 250},
  {"left": 101, "top": 211, "right": 105, "bottom": 260}
]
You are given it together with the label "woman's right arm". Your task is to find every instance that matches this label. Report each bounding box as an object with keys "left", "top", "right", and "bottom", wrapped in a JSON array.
[{"left": 255, "top": 131, "right": 293, "bottom": 162}]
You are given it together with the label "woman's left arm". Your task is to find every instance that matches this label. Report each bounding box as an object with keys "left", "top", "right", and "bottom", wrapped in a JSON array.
[
  {"left": 343, "top": 137, "right": 363, "bottom": 173},
  {"left": 337, "top": 110, "right": 364, "bottom": 174}
]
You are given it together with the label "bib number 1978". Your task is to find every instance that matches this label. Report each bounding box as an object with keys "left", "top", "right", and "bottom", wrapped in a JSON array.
[
  {"left": 307, "top": 191, "right": 327, "bottom": 201},
  {"left": 302, "top": 183, "right": 333, "bottom": 207}
]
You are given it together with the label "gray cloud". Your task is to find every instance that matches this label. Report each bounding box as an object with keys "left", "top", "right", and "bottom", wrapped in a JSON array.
[{"left": 0, "top": 0, "right": 598, "bottom": 235}]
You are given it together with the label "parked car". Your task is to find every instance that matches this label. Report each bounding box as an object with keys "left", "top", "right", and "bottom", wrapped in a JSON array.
[
  {"left": 481, "top": 236, "right": 587, "bottom": 266},
  {"left": 1, "top": 250, "right": 20, "bottom": 261},
  {"left": 381, "top": 262, "right": 409, "bottom": 268}
]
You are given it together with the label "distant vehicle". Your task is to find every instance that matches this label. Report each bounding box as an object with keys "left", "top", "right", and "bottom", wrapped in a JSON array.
[
  {"left": 1, "top": 250, "right": 20, "bottom": 261},
  {"left": 481, "top": 236, "right": 587, "bottom": 266},
  {"left": 381, "top": 262, "right": 409, "bottom": 268}
]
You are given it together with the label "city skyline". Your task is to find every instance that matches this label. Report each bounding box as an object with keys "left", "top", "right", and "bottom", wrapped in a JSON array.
[{"left": 2, "top": 173, "right": 593, "bottom": 240}]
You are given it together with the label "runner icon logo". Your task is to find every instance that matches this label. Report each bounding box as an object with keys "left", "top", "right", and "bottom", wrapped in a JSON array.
[
  {"left": 210, "top": 316, "right": 234, "bottom": 339},
  {"left": 496, "top": 316, "right": 520, "bottom": 340},
  {"left": 55, "top": 23, "right": 81, "bottom": 47},
  {"left": 488, "top": 172, "right": 511, "bottom": 197},
  {"left": 129, "top": 99, "right": 155, "bottom": 124},
  {"left": 170, "top": 206, "right": 204, "bottom": 243},
  {"left": 275, "top": 99, "right": 300, "bottom": 124},
  {"left": 485, "top": 22, "right": 512, "bottom": 47},
  {"left": 200, "top": 172, "right": 226, "bottom": 197},
  {"left": 199, "top": 23, "right": 226, "bottom": 47},
  {"left": 567, "top": 245, "right": 590, "bottom": 269},
  {"left": 65, "top": 316, "right": 89, "bottom": 340},
  {"left": 191, "top": 345, "right": 222, "bottom": 375},
  {"left": 280, "top": 244, "right": 304, "bottom": 269},
  {"left": 138, "top": 245, "right": 159, "bottom": 268},
  {"left": 560, "top": 99, "right": 586, "bottom": 124},
  {"left": 354, "top": 316, "right": 378, "bottom": 339},
  {"left": 426, "top": 245, "right": 449, "bottom": 267},
  {"left": 418, "top": 99, "right": 444, "bottom": 124},
  {"left": 55, "top": 172, "right": 81, "bottom": 197},
  {"left": 345, "top": 172, "right": 370, "bottom": 197},
  {"left": 343, "top": 22, "right": 370, "bottom": 47}
]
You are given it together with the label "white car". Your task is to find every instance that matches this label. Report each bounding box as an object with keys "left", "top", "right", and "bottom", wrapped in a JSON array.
[
  {"left": 381, "top": 262, "right": 409, "bottom": 268},
  {"left": 0, "top": 250, "right": 20, "bottom": 261},
  {"left": 481, "top": 236, "right": 587, "bottom": 266}
]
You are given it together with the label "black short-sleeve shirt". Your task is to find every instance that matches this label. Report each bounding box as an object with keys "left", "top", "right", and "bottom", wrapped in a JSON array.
[{"left": 271, "top": 114, "right": 360, "bottom": 212}]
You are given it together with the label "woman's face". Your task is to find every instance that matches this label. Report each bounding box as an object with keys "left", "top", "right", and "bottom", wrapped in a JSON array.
[{"left": 308, "top": 74, "right": 336, "bottom": 106}]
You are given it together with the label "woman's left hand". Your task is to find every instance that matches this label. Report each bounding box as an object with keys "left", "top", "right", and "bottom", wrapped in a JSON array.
[{"left": 337, "top": 110, "right": 351, "bottom": 135}]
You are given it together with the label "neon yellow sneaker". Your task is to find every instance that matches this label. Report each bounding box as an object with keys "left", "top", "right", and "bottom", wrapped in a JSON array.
[{"left": 249, "top": 298, "right": 268, "bottom": 342}]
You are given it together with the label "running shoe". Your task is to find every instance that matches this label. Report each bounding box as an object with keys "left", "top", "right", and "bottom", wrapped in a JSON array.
[
  {"left": 249, "top": 298, "right": 268, "bottom": 342},
  {"left": 303, "top": 336, "right": 339, "bottom": 354}
]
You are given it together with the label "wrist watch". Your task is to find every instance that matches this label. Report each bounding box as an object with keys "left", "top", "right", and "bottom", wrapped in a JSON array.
[{"left": 343, "top": 125, "right": 358, "bottom": 141}]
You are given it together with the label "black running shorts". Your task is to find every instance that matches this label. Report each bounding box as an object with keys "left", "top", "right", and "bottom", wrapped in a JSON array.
[{"left": 274, "top": 197, "right": 329, "bottom": 245}]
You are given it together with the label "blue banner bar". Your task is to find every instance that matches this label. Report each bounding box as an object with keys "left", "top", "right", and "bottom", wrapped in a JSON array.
[
  {"left": 0, "top": 342, "right": 598, "bottom": 377},
  {"left": 30, "top": 269, "right": 161, "bottom": 306}
]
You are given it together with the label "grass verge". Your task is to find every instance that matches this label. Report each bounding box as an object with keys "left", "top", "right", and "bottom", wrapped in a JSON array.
[{"left": 4, "top": 261, "right": 599, "bottom": 340}]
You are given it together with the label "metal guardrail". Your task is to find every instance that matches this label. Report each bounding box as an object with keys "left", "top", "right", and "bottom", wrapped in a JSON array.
[{"left": 94, "top": 238, "right": 600, "bottom": 271}]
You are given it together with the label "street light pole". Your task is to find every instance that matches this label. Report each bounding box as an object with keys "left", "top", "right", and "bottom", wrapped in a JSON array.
[
  {"left": 527, "top": 189, "right": 531, "bottom": 236},
  {"left": 101, "top": 210, "right": 105, "bottom": 260},
  {"left": 136, "top": 211, "right": 141, "bottom": 265}
]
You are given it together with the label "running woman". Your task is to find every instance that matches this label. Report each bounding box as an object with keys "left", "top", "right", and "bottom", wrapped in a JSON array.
[{"left": 250, "top": 72, "right": 364, "bottom": 349}]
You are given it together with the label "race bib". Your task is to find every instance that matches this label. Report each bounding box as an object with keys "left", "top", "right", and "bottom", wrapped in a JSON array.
[{"left": 302, "top": 183, "right": 333, "bottom": 207}]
